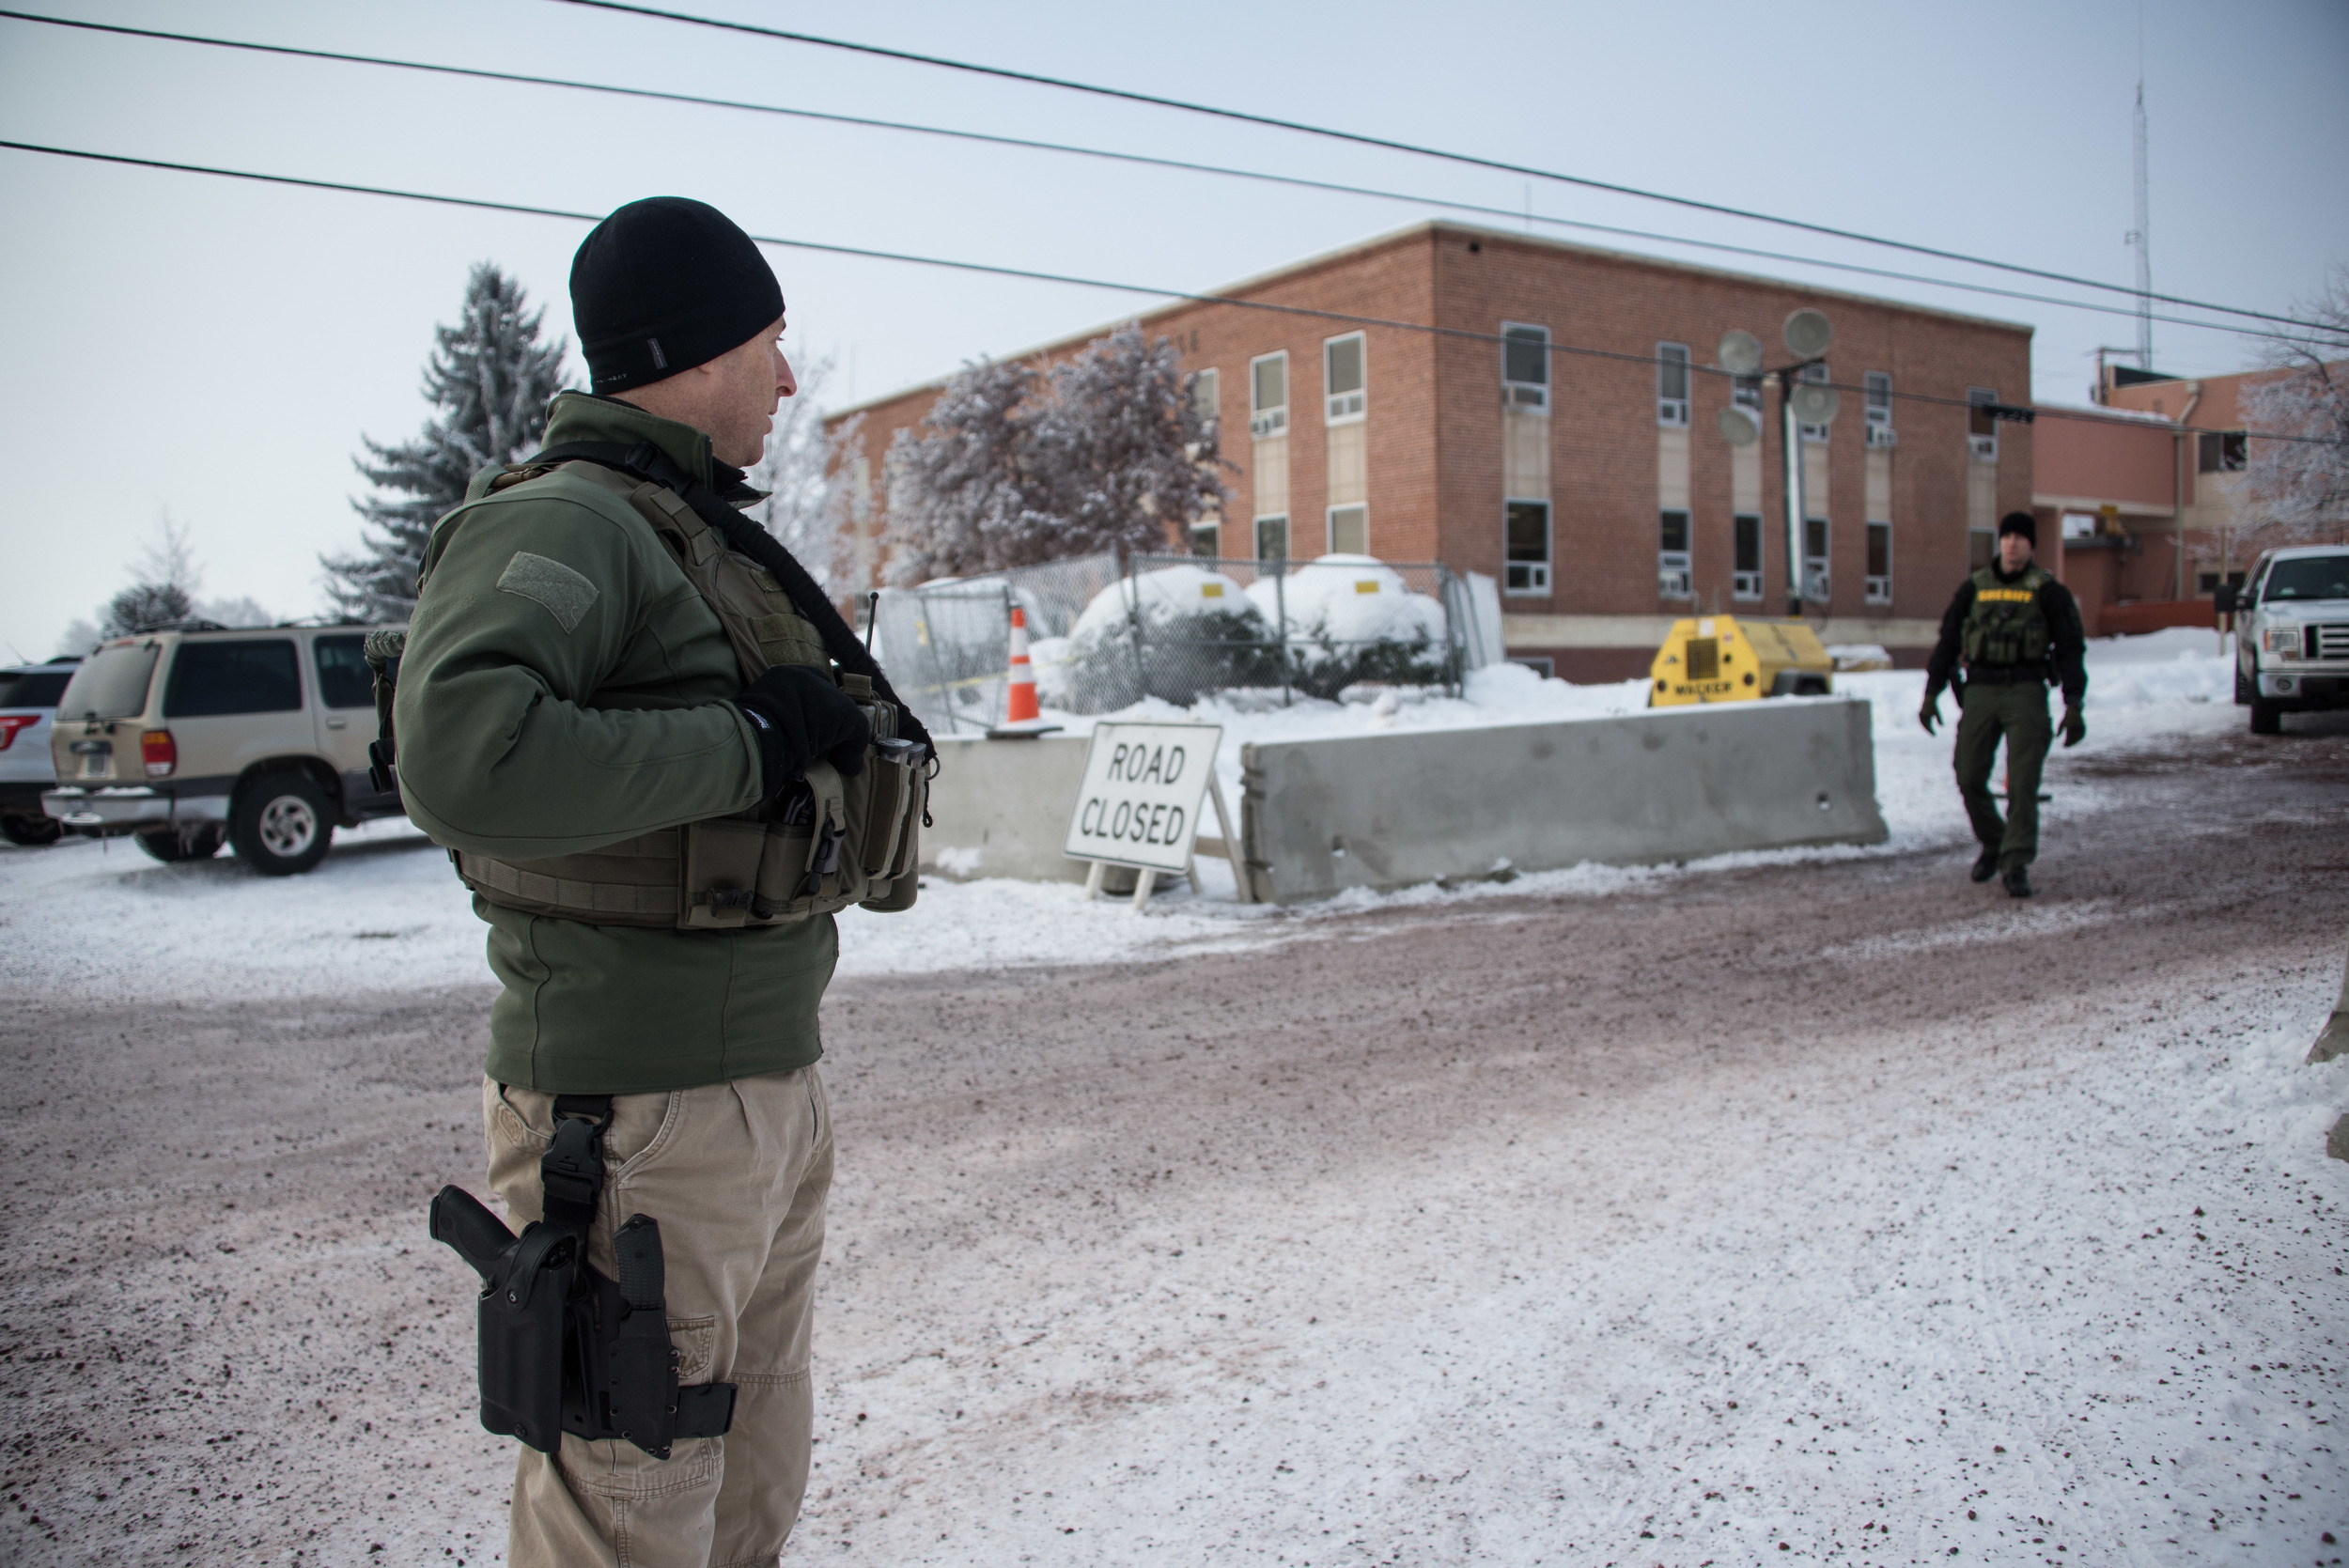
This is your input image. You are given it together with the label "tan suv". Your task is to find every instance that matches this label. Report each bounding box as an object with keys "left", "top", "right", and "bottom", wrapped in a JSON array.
[{"left": 43, "top": 622, "right": 407, "bottom": 875}]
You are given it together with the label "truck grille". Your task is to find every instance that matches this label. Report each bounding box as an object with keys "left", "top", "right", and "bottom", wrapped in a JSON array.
[{"left": 2316, "top": 623, "right": 2349, "bottom": 660}]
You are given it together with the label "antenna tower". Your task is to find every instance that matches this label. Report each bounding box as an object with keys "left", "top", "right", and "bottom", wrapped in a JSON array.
[{"left": 2130, "top": 53, "right": 2153, "bottom": 367}]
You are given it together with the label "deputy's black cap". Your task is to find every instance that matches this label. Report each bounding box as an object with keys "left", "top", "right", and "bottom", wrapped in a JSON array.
[
  {"left": 1998, "top": 510, "right": 2037, "bottom": 544},
  {"left": 570, "top": 197, "right": 782, "bottom": 394}
]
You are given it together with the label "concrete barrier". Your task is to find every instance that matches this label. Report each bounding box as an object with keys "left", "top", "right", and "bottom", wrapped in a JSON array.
[
  {"left": 1238, "top": 698, "right": 1887, "bottom": 904},
  {"left": 920, "top": 733, "right": 1095, "bottom": 885}
]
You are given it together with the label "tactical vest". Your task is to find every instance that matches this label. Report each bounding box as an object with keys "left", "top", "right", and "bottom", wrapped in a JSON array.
[
  {"left": 1961, "top": 565, "right": 2052, "bottom": 669},
  {"left": 443, "top": 459, "right": 925, "bottom": 930}
]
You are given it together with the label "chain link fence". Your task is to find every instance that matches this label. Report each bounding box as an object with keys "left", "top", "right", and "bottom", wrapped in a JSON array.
[{"left": 873, "top": 552, "right": 1500, "bottom": 733}]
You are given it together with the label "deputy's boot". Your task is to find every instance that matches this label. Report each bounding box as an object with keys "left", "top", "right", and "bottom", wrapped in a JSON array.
[
  {"left": 2002, "top": 865, "right": 2033, "bottom": 899},
  {"left": 1970, "top": 847, "right": 1999, "bottom": 883}
]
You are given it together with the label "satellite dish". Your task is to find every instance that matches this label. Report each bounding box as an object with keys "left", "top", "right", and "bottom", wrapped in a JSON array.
[
  {"left": 1783, "top": 307, "right": 1834, "bottom": 360},
  {"left": 1718, "top": 330, "right": 1764, "bottom": 377},
  {"left": 1791, "top": 381, "right": 1841, "bottom": 425},
  {"left": 1717, "top": 405, "right": 1761, "bottom": 446}
]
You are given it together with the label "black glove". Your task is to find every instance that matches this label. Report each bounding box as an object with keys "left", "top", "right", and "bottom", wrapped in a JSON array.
[
  {"left": 2061, "top": 707, "right": 2086, "bottom": 748},
  {"left": 1919, "top": 691, "right": 1941, "bottom": 736},
  {"left": 731, "top": 664, "right": 870, "bottom": 796}
]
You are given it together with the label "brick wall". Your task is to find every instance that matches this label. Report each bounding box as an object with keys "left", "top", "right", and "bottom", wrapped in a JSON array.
[{"left": 827, "top": 222, "right": 2036, "bottom": 660}]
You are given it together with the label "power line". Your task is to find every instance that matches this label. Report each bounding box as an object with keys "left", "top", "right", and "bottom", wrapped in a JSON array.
[
  {"left": 0, "top": 138, "right": 2325, "bottom": 446},
  {"left": 552, "top": 0, "right": 2333, "bottom": 336},
  {"left": 0, "top": 8, "right": 2322, "bottom": 349}
]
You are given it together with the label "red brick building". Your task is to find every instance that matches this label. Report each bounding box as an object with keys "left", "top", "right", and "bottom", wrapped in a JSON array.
[
  {"left": 830, "top": 221, "right": 2037, "bottom": 679},
  {"left": 2028, "top": 364, "right": 2343, "bottom": 637}
]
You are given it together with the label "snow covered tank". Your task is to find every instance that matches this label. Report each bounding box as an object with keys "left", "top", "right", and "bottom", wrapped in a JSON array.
[
  {"left": 1246, "top": 555, "right": 1449, "bottom": 698},
  {"left": 1063, "top": 564, "right": 1279, "bottom": 710}
]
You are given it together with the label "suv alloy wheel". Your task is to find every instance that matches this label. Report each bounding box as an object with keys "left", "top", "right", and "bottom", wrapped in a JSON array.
[{"left": 230, "top": 769, "right": 334, "bottom": 876}]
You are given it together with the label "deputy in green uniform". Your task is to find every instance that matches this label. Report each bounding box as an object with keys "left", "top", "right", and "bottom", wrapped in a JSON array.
[
  {"left": 1919, "top": 511, "right": 2087, "bottom": 898},
  {"left": 397, "top": 198, "right": 916, "bottom": 1567}
]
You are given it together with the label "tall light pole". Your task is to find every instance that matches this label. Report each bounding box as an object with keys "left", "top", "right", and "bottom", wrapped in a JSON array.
[{"left": 1717, "top": 310, "right": 1837, "bottom": 617}]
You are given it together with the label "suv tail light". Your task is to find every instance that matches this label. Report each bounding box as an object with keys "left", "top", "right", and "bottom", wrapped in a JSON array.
[
  {"left": 0, "top": 715, "right": 35, "bottom": 752},
  {"left": 141, "top": 729, "right": 177, "bottom": 777}
]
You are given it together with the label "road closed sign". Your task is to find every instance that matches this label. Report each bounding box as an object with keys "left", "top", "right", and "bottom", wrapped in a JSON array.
[{"left": 1063, "top": 722, "right": 1222, "bottom": 875}]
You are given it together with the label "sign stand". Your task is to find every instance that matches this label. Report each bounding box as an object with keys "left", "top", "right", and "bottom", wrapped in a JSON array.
[
  {"left": 1066, "top": 722, "right": 1254, "bottom": 908},
  {"left": 1081, "top": 773, "right": 1249, "bottom": 908}
]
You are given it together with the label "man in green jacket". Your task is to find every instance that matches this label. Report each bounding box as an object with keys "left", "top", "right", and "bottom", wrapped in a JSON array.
[
  {"left": 398, "top": 197, "right": 876, "bottom": 1566},
  {"left": 1919, "top": 510, "right": 2088, "bottom": 899}
]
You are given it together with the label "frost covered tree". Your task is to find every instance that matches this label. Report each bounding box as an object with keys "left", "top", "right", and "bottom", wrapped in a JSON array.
[
  {"left": 100, "top": 514, "right": 198, "bottom": 636},
  {"left": 323, "top": 263, "right": 569, "bottom": 622},
  {"left": 744, "top": 354, "right": 861, "bottom": 594},
  {"left": 1028, "top": 323, "right": 1230, "bottom": 561},
  {"left": 880, "top": 358, "right": 1038, "bottom": 583},
  {"left": 2239, "top": 267, "right": 2349, "bottom": 554},
  {"left": 882, "top": 325, "right": 1227, "bottom": 583}
]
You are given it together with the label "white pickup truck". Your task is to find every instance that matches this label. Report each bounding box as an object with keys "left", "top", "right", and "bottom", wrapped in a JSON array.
[{"left": 2218, "top": 545, "right": 2349, "bottom": 735}]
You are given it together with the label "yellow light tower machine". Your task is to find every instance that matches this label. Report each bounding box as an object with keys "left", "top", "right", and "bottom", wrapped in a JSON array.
[{"left": 1648, "top": 615, "right": 1834, "bottom": 706}]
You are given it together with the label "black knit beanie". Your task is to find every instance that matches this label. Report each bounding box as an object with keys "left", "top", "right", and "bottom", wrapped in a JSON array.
[
  {"left": 570, "top": 197, "right": 782, "bottom": 394},
  {"left": 1998, "top": 510, "right": 2037, "bottom": 544}
]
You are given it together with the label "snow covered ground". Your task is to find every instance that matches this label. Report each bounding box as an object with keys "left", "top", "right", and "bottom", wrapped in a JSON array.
[
  {"left": 4, "top": 622, "right": 2343, "bottom": 1568},
  {"left": 0, "top": 627, "right": 2243, "bottom": 1002}
]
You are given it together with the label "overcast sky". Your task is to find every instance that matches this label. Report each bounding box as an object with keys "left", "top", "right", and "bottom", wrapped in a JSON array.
[{"left": 2, "top": 0, "right": 2343, "bottom": 658}]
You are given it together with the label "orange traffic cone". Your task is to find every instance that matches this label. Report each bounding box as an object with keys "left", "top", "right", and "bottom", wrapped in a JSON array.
[{"left": 1003, "top": 606, "right": 1041, "bottom": 724}]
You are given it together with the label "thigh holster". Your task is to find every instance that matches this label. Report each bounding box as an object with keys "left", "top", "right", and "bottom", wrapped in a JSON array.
[{"left": 429, "top": 1096, "right": 737, "bottom": 1459}]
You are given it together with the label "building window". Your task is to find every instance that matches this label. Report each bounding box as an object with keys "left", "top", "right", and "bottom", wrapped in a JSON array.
[
  {"left": 1968, "top": 527, "right": 1995, "bottom": 571},
  {"left": 1328, "top": 505, "right": 1367, "bottom": 556},
  {"left": 1190, "top": 520, "right": 1221, "bottom": 559},
  {"left": 1733, "top": 375, "right": 1763, "bottom": 413},
  {"left": 1255, "top": 515, "right": 1289, "bottom": 561},
  {"left": 1511, "top": 656, "right": 1554, "bottom": 678},
  {"left": 1864, "top": 371, "right": 1895, "bottom": 447},
  {"left": 1658, "top": 509, "right": 1693, "bottom": 598},
  {"left": 1324, "top": 334, "right": 1365, "bottom": 424},
  {"left": 1799, "top": 362, "right": 1830, "bottom": 442},
  {"left": 1968, "top": 387, "right": 1998, "bottom": 461},
  {"left": 1190, "top": 367, "right": 1219, "bottom": 427},
  {"left": 2198, "top": 430, "right": 2248, "bottom": 473},
  {"left": 1803, "top": 517, "right": 1830, "bottom": 600},
  {"left": 1504, "top": 500, "right": 1550, "bottom": 594},
  {"left": 2197, "top": 569, "right": 2248, "bottom": 596},
  {"left": 1250, "top": 352, "right": 1287, "bottom": 438},
  {"left": 1865, "top": 520, "right": 1891, "bottom": 603},
  {"left": 1733, "top": 512, "right": 1764, "bottom": 599},
  {"left": 1502, "top": 323, "right": 1548, "bottom": 410},
  {"left": 1657, "top": 342, "right": 1690, "bottom": 427}
]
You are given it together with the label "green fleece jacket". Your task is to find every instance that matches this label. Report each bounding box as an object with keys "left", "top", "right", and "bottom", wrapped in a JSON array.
[{"left": 397, "top": 392, "right": 835, "bottom": 1093}]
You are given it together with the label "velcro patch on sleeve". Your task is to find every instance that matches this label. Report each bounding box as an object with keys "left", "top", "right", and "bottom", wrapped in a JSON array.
[{"left": 495, "top": 551, "right": 599, "bottom": 633}]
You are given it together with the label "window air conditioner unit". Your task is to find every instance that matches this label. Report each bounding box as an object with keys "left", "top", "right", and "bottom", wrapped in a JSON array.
[
  {"left": 1968, "top": 434, "right": 1998, "bottom": 461},
  {"left": 1506, "top": 383, "right": 1548, "bottom": 411},
  {"left": 1657, "top": 398, "right": 1689, "bottom": 427},
  {"left": 1865, "top": 425, "right": 1898, "bottom": 448},
  {"left": 1732, "top": 571, "right": 1762, "bottom": 599},
  {"left": 1250, "top": 410, "right": 1287, "bottom": 439}
]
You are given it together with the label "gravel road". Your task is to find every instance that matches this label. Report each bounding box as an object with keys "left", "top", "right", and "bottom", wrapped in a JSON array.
[{"left": 4, "top": 716, "right": 2344, "bottom": 1566}]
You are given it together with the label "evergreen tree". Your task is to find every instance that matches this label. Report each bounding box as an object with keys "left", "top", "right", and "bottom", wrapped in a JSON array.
[
  {"left": 882, "top": 326, "right": 1227, "bottom": 583},
  {"left": 323, "top": 264, "right": 569, "bottom": 621}
]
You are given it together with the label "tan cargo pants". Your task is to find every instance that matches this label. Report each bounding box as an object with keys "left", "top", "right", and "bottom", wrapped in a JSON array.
[{"left": 482, "top": 1066, "right": 833, "bottom": 1568}]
